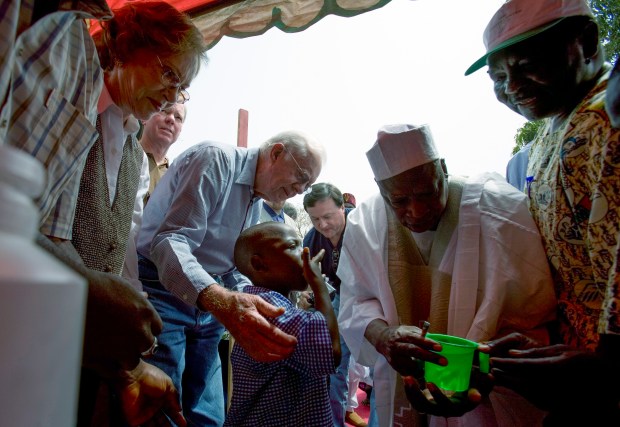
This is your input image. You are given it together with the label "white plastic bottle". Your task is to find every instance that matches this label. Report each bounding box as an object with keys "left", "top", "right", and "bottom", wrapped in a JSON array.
[{"left": 0, "top": 145, "right": 87, "bottom": 426}]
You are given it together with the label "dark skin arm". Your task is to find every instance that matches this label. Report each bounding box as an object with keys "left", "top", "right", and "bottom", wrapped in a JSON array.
[
  {"left": 37, "top": 234, "right": 162, "bottom": 374},
  {"left": 364, "top": 319, "right": 444, "bottom": 376},
  {"left": 401, "top": 357, "right": 493, "bottom": 417},
  {"left": 364, "top": 320, "right": 492, "bottom": 416},
  {"left": 302, "top": 247, "right": 341, "bottom": 367},
  {"left": 38, "top": 235, "right": 187, "bottom": 425},
  {"left": 114, "top": 360, "right": 186, "bottom": 427},
  {"left": 482, "top": 332, "right": 620, "bottom": 424},
  {"left": 402, "top": 375, "right": 490, "bottom": 417}
]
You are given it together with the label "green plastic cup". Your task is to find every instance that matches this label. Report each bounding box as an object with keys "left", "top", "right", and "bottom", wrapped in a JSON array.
[{"left": 424, "top": 333, "right": 489, "bottom": 392}]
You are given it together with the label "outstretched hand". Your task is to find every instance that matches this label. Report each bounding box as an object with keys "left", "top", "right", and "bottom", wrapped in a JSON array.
[
  {"left": 365, "top": 320, "right": 445, "bottom": 377},
  {"left": 483, "top": 332, "right": 614, "bottom": 412},
  {"left": 199, "top": 285, "right": 297, "bottom": 362},
  {"left": 402, "top": 373, "right": 491, "bottom": 418}
]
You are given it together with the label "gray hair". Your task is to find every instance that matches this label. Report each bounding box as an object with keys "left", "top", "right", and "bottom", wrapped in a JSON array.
[
  {"left": 94, "top": 0, "right": 208, "bottom": 80},
  {"left": 261, "top": 130, "right": 327, "bottom": 166}
]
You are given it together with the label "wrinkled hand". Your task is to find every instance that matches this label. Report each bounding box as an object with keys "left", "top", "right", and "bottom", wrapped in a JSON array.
[
  {"left": 115, "top": 360, "right": 186, "bottom": 427},
  {"left": 83, "top": 270, "right": 163, "bottom": 375},
  {"left": 200, "top": 285, "right": 297, "bottom": 362},
  {"left": 483, "top": 332, "right": 614, "bottom": 412},
  {"left": 403, "top": 371, "right": 492, "bottom": 418},
  {"left": 368, "top": 321, "right": 445, "bottom": 376}
]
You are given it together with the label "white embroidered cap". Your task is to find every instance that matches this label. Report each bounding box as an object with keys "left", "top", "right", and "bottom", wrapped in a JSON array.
[{"left": 366, "top": 124, "right": 439, "bottom": 181}]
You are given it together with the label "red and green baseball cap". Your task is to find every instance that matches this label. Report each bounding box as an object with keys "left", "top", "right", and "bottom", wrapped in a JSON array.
[{"left": 465, "top": 0, "right": 594, "bottom": 76}]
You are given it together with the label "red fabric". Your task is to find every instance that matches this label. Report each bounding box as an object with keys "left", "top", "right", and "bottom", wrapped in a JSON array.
[
  {"left": 89, "top": 0, "right": 230, "bottom": 35},
  {"left": 104, "top": 0, "right": 220, "bottom": 14},
  {"left": 90, "top": 0, "right": 393, "bottom": 48}
]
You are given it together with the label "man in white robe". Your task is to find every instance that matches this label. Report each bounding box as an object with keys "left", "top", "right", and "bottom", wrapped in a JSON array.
[{"left": 337, "top": 124, "right": 557, "bottom": 427}]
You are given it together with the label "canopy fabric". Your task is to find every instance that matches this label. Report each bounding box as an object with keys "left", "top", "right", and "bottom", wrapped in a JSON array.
[{"left": 97, "top": 0, "right": 393, "bottom": 48}]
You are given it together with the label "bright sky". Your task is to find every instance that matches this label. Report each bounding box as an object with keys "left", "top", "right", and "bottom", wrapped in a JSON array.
[{"left": 169, "top": 0, "right": 528, "bottom": 207}]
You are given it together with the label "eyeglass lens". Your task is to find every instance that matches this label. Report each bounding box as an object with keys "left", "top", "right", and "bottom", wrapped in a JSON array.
[
  {"left": 157, "top": 56, "right": 190, "bottom": 104},
  {"left": 283, "top": 146, "right": 311, "bottom": 191}
]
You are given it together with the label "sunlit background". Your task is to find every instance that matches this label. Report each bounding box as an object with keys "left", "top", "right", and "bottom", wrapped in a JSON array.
[{"left": 169, "top": 0, "right": 524, "bottom": 206}]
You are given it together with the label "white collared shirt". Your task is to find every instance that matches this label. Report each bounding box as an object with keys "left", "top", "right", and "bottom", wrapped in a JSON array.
[{"left": 97, "top": 84, "right": 146, "bottom": 204}]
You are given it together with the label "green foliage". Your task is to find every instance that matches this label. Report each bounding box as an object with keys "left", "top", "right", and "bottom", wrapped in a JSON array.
[
  {"left": 512, "top": 120, "right": 543, "bottom": 155},
  {"left": 590, "top": 0, "right": 620, "bottom": 63}
]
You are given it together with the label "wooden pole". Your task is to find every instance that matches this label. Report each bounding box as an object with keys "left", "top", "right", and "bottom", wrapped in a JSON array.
[
  {"left": 227, "top": 108, "right": 248, "bottom": 412},
  {"left": 237, "top": 109, "right": 248, "bottom": 147}
]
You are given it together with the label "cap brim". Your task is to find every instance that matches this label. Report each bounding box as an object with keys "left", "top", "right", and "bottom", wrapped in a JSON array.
[{"left": 464, "top": 18, "right": 567, "bottom": 76}]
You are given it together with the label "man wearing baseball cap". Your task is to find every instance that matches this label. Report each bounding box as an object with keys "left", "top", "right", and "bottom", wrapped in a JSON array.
[
  {"left": 337, "top": 123, "right": 556, "bottom": 427},
  {"left": 342, "top": 193, "right": 357, "bottom": 209},
  {"left": 467, "top": 1, "right": 620, "bottom": 425}
]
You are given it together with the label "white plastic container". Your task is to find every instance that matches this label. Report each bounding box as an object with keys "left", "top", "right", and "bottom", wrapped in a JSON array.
[{"left": 0, "top": 145, "right": 87, "bottom": 426}]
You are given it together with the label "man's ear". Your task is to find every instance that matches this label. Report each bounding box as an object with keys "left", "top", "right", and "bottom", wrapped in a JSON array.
[
  {"left": 580, "top": 19, "right": 600, "bottom": 60},
  {"left": 270, "top": 142, "right": 285, "bottom": 162},
  {"left": 250, "top": 254, "right": 267, "bottom": 272},
  {"left": 440, "top": 158, "right": 448, "bottom": 175}
]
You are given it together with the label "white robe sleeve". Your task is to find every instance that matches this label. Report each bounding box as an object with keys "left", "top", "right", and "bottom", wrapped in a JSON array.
[
  {"left": 338, "top": 194, "right": 400, "bottom": 367},
  {"left": 463, "top": 173, "right": 557, "bottom": 342}
]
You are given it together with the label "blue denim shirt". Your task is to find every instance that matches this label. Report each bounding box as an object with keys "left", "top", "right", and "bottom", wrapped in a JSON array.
[{"left": 137, "top": 141, "right": 260, "bottom": 306}]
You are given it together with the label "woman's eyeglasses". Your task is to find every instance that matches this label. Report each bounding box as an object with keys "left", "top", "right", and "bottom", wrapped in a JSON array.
[{"left": 157, "top": 56, "right": 190, "bottom": 104}]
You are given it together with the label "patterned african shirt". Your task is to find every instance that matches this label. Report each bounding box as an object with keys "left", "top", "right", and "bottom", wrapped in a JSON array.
[
  {"left": 224, "top": 286, "right": 335, "bottom": 426},
  {"left": 527, "top": 65, "right": 620, "bottom": 351}
]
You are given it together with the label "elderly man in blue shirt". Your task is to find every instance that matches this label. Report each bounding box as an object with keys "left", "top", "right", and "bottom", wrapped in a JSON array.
[{"left": 136, "top": 130, "right": 326, "bottom": 426}]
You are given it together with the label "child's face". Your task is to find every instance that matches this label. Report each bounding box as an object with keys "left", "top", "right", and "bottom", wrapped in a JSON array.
[{"left": 264, "top": 225, "right": 307, "bottom": 292}]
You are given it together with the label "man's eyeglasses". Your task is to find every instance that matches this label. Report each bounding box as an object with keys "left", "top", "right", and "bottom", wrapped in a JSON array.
[
  {"left": 282, "top": 145, "right": 312, "bottom": 193},
  {"left": 157, "top": 56, "right": 190, "bottom": 104}
]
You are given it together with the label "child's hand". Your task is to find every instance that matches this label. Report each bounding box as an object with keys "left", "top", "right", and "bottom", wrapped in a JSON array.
[
  {"left": 302, "top": 247, "right": 325, "bottom": 289},
  {"left": 302, "top": 247, "right": 341, "bottom": 367}
]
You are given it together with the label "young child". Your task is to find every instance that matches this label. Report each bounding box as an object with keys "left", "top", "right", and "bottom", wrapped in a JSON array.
[{"left": 225, "top": 222, "right": 341, "bottom": 426}]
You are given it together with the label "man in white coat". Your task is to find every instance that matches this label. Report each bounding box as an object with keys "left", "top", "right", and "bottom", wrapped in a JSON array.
[{"left": 337, "top": 124, "right": 557, "bottom": 427}]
